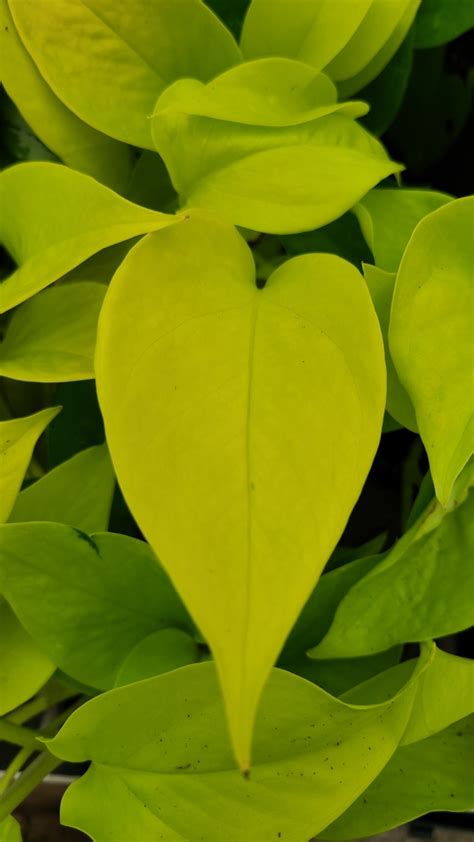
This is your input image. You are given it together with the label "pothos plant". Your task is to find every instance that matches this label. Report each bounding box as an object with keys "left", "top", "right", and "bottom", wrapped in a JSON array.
[{"left": 0, "top": 1, "right": 473, "bottom": 840}]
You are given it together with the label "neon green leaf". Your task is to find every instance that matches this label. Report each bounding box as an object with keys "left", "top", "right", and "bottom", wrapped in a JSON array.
[
  {"left": 354, "top": 187, "right": 452, "bottom": 272},
  {"left": 9, "top": 0, "right": 241, "bottom": 148},
  {"left": 0, "top": 162, "right": 180, "bottom": 313},
  {"left": 0, "top": 0, "right": 133, "bottom": 190},
  {"left": 0, "top": 524, "right": 195, "bottom": 690},
  {"left": 95, "top": 212, "right": 386, "bottom": 767},
  {"left": 310, "top": 488, "right": 474, "bottom": 659},
  {"left": 363, "top": 264, "right": 417, "bottom": 430},
  {"left": 240, "top": 0, "right": 374, "bottom": 70},
  {"left": 0, "top": 598, "right": 54, "bottom": 716},
  {"left": 0, "top": 814, "right": 23, "bottom": 842},
  {"left": 48, "top": 652, "right": 430, "bottom": 841},
  {"left": 152, "top": 111, "right": 402, "bottom": 234},
  {"left": 320, "top": 717, "right": 474, "bottom": 839},
  {"left": 114, "top": 628, "right": 200, "bottom": 688},
  {"left": 389, "top": 197, "right": 474, "bottom": 504},
  {"left": 9, "top": 443, "right": 115, "bottom": 532},
  {"left": 0, "top": 406, "right": 60, "bottom": 523},
  {"left": 0, "top": 282, "right": 106, "bottom": 382}
]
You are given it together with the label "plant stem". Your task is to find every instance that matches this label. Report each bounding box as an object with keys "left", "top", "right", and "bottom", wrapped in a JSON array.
[
  {"left": 0, "top": 751, "right": 61, "bottom": 822},
  {"left": 0, "top": 747, "right": 33, "bottom": 796},
  {"left": 8, "top": 685, "right": 76, "bottom": 725},
  {"left": 0, "top": 719, "right": 44, "bottom": 750}
]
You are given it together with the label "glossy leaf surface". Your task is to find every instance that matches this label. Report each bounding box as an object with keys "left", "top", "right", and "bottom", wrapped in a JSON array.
[
  {"left": 311, "top": 489, "right": 474, "bottom": 658},
  {"left": 0, "top": 407, "right": 60, "bottom": 523},
  {"left": 9, "top": 443, "right": 115, "bottom": 533},
  {"left": 152, "top": 111, "right": 402, "bottom": 234},
  {"left": 0, "top": 598, "right": 54, "bottom": 716},
  {"left": 354, "top": 187, "right": 452, "bottom": 272},
  {"left": 0, "top": 162, "right": 179, "bottom": 312},
  {"left": 389, "top": 197, "right": 474, "bottom": 504},
  {"left": 95, "top": 213, "right": 386, "bottom": 767},
  {"left": 49, "top": 655, "right": 428, "bottom": 841},
  {"left": 363, "top": 264, "right": 417, "bottom": 430},
  {"left": 0, "top": 0, "right": 133, "bottom": 190},
  {"left": 0, "top": 282, "right": 106, "bottom": 382},
  {"left": 0, "top": 524, "right": 195, "bottom": 690},
  {"left": 9, "top": 0, "right": 241, "bottom": 148}
]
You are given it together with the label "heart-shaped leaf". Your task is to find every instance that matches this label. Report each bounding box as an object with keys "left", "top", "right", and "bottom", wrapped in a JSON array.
[
  {"left": 9, "top": 0, "right": 241, "bottom": 148},
  {"left": 0, "top": 162, "right": 180, "bottom": 312},
  {"left": 0, "top": 0, "right": 133, "bottom": 190},
  {"left": 48, "top": 651, "right": 432, "bottom": 841},
  {"left": 0, "top": 524, "right": 196, "bottom": 690},
  {"left": 0, "top": 407, "right": 60, "bottom": 523},
  {"left": 152, "top": 110, "right": 402, "bottom": 234},
  {"left": 0, "top": 282, "right": 106, "bottom": 382},
  {"left": 95, "top": 212, "right": 386, "bottom": 767},
  {"left": 389, "top": 197, "right": 474, "bottom": 505},
  {"left": 9, "top": 443, "right": 115, "bottom": 533}
]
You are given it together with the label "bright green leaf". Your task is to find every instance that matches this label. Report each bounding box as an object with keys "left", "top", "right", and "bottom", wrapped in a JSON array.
[
  {"left": 9, "top": 0, "right": 241, "bottom": 149},
  {"left": 0, "top": 0, "right": 133, "bottom": 190},
  {"left": 363, "top": 263, "right": 417, "bottom": 430},
  {"left": 152, "top": 112, "right": 402, "bottom": 234},
  {"left": 9, "top": 443, "right": 115, "bottom": 532},
  {"left": 0, "top": 406, "right": 60, "bottom": 522},
  {"left": 415, "top": 0, "right": 474, "bottom": 48},
  {"left": 155, "top": 58, "right": 367, "bottom": 126},
  {"left": 0, "top": 162, "right": 180, "bottom": 313},
  {"left": 240, "top": 0, "right": 374, "bottom": 71},
  {"left": 0, "top": 814, "right": 22, "bottom": 842},
  {"left": 320, "top": 717, "right": 474, "bottom": 839},
  {"left": 95, "top": 212, "right": 386, "bottom": 768},
  {"left": 114, "top": 628, "right": 200, "bottom": 687},
  {"left": 0, "top": 282, "right": 106, "bottom": 382},
  {"left": 0, "top": 524, "right": 195, "bottom": 690},
  {"left": 0, "top": 597, "right": 54, "bottom": 716},
  {"left": 48, "top": 653, "right": 430, "bottom": 841},
  {"left": 354, "top": 187, "right": 452, "bottom": 272},
  {"left": 310, "top": 489, "right": 474, "bottom": 659},
  {"left": 389, "top": 197, "right": 474, "bottom": 504}
]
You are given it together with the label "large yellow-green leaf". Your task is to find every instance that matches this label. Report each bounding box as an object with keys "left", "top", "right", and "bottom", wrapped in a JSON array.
[
  {"left": 9, "top": 443, "right": 115, "bottom": 532},
  {"left": 310, "top": 488, "right": 474, "bottom": 659},
  {"left": 0, "top": 0, "right": 133, "bottom": 190},
  {"left": 0, "top": 814, "right": 22, "bottom": 841},
  {"left": 240, "top": 0, "right": 374, "bottom": 70},
  {"left": 49, "top": 651, "right": 431, "bottom": 841},
  {"left": 0, "top": 162, "right": 180, "bottom": 313},
  {"left": 354, "top": 187, "right": 452, "bottom": 272},
  {"left": 155, "top": 58, "right": 368, "bottom": 126},
  {"left": 241, "top": 0, "right": 420, "bottom": 94},
  {"left": 0, "top": 524, "right": 196, "bottom": 690},
  {"left": 0, "top": 597, "right": 54, "bottom": 716},
  {"left": 95, "top": 213, "right": 386, "bottom": 768},
  {"left": 0, "top": 282, "right": 106, "bottom": 382},
  {"left": 152, "top": 111, "right": 402, "bottom": 234},
  {"left": 389, "top": 197, "right": 474, "bottom": 505},
  {"left": 363, "top": 264, "right": 417, "bottom": 429},
  {"left": 9, "top": 0, "right": 241, "bottom": 149},
  {"left": 320, "top": 717, "right": 474, "bottom": 839},
  {"left": 0, "top": 406, "right": 60, "bottom": 523}
]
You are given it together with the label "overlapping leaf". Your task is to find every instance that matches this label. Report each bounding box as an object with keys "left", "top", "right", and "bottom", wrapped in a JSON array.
[
  {"left": 390, "top": 197, "right": 474, "bottom": 505},
  {"left": 9, "top": 0, "right": 241, "bottom": 148},
  {"left": 0, "top": 0, "right": 133, "bottom": 190},
  {"left": 0, "top": 282, "right": 106, "bottom": 382},
  {"left": 0, "top": 598, "right": 54, "bottom": 716},
  {"left": 354, "top": 187, "right": 452, "bottom": 272},
  {"left": 9, "top": 443, "right": 115, "bottom": 532},
  {"left": 95, "top": 212, "right": 386, "bottom": 767},
  {"left": 0, "top": 162, "right": 180, "bottom": 312},
  {"left": 0, "top": 407, "right": 60, "bottom": 523},
  {"left": 0, "top": 524, "right": 197, "bottom": 690},
  {"left": 310, "top": 487, "right": 474, "bottom": 659}
]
